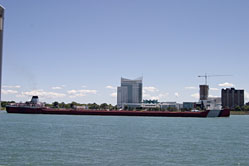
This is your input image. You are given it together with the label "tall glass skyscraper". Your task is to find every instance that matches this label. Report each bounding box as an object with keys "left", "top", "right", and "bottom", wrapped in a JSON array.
[{"left": 117, "top": 77, "right": 143, "bottom": 108}]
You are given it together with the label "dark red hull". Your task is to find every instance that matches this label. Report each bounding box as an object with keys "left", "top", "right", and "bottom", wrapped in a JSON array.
[{"left": 6, "top": 106, "right": 230, "bottom": 118}]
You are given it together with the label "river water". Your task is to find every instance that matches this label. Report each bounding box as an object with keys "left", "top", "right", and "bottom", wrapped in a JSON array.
[{"left": 0, "top": 111, "right": 248, "bottom": 166}]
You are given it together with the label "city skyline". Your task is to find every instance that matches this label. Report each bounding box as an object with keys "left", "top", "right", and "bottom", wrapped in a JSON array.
[{"left": 1, "top": 0, "right": 249, "bottom": 104}]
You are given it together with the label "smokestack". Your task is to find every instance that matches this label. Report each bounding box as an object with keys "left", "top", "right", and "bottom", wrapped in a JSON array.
[
  {"left": 0, "top": 6, "right": 4, "bottom": 109},
  {"left": 31, "top": 96, "right": 39, "bottom": 104}
]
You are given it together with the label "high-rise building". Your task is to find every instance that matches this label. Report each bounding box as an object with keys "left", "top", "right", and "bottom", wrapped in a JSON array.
[
  {"left": 117, "top": 77, "right": 143, "bottom": 108},
  {"left": 222, "top": 88, "right": 244, "bottom": 109},
  {"left": 0, "top": 6, "right": 4, "bottom": 109},
  {"left": 199, "top": 85, "right": 209, "bottom": 100}
]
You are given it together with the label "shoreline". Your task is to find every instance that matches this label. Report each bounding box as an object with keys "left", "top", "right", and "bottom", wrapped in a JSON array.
[{"left": 230, "top": 111, "right": 249, "bottom": 115}]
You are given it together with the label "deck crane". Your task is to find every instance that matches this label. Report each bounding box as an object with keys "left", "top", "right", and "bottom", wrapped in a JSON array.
[{"left": 198, "top": 73, "right": 232, "bottom": 85}]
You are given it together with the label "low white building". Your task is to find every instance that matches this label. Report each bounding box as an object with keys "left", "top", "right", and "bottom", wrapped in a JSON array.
[
  {"left": 159, "top": 102, "right": 183, "bottom": 110},
  {"left": 120, "top": 102, "right": 182, "bottom": 110}
]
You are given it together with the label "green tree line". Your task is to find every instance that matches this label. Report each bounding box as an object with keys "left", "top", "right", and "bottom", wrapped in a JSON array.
[
  {"left": 233, "top": 105, "right": 249, "bottom": 112},
  {"left": 46, "top": 101, "right": 117, "bottom": 110},
  {"left": 1, "top": 101, "right": 16, "bottom": 108}
]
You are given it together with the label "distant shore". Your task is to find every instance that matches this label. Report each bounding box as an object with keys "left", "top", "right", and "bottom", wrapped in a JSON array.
[{"left": 230, "top": 111, "right": 249, "bottom": 115}]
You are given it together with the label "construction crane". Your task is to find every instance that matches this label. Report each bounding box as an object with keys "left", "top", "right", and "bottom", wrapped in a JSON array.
[{"left": 198, "top": 73, "right": 232, "bottom": 85}]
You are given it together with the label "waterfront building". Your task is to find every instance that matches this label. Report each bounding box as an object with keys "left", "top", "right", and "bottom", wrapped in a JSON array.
[
  {"left": 222, "top": 88, "right": 244, "bottom": 109},
  {"left": 159, "top": 102, "right": 182, "bottom": 110},
  {"left": 143, "top": 99, "right": 159, "bottom": 104},
  {"left": 183, "top": 102, "right": 196, "bottom": 110},
  {"left": 141, "top": 100, "right": 159, "bottom": 109},
  {"left": 123, "top": 102, "right": 183, "bottom": 110},
  {"left": 0, "top": 6, "right": 4, "bottom": 109},
  {"left": 117, "top": 77, "right": 143, "bottom": 108},
  {"left": 199, "top": 85, "right": 209, "bottom": 100}
]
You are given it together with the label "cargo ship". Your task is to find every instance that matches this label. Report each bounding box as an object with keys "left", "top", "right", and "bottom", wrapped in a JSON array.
[{"left": 6, "top": 96, "right": 230, "bottom": 118}]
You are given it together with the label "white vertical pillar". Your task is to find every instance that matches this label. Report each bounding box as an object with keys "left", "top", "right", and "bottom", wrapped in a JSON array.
[{"left": 0, "top": 6, "right": 4, "bottom": 109}]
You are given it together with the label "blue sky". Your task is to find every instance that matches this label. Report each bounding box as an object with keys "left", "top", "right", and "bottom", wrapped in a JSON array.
[{"left": 1, "top": 0, "right": 249, "bottom": 104}]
